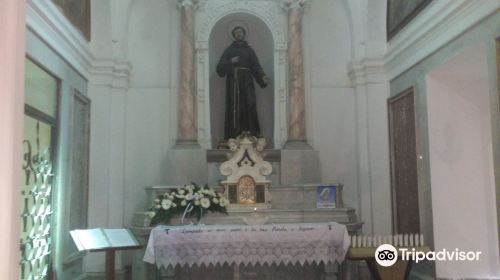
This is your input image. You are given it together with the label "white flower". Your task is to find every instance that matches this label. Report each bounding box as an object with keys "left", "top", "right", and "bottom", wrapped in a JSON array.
[
  {"left": 181, "top": 200, "right": 187, "bottom": 206},
  {"left": 194, "top": 199, "right": 200, "bottom": 206},
  {"left": 171, "top": 203, "right": 177, "bottom": 208},
  {"left": 219, "top": 197, "right": 229, "bottom": 207},
  {"left": 178, "top": 189, "right": 186, "bottom": 195},
  {"left": 154, "top": 198, "right": 160, "bottom": 203},
  {"left": 201, "top": 198, "right": 211, "bottom": 208},
  {"left": 161, "top": 199, "right": 172, "bottom": 210},
  {"left": 155, "top": 205, "right": 161, "bottom": 209},
  {"left": 194, "top": 193, "right": 203, "bottom": 200},
  {"left": 212, "top": 198, "right": 219, "bottom": 204},
  {"left": 185, "top": 193, "right": 193, "bottom": 201},
  {"left": 176, "top": 194, "right": 185, "bottom": 199}
]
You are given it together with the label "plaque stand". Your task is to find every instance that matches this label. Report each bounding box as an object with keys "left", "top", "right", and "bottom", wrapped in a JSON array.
[{"left": 70, "top": 228, "right": 142, "bottom": 280}]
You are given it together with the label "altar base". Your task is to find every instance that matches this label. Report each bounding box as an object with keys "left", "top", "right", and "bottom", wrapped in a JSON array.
[
  {"left": 281, "top": 148, "right": 321, "bottom": 185},
  {"left": 165, "top": 147, "right": 207, "bottom": 185}
]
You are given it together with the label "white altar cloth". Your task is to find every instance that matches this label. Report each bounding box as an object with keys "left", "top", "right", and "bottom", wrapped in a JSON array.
[{"left": 143, "top": 222, "right": 350, "bottom": 268}]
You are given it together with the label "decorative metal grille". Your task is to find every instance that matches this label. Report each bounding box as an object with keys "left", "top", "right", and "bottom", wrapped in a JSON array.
[{"left": 20, "top": 117, "right": 55, "bottom": 280}]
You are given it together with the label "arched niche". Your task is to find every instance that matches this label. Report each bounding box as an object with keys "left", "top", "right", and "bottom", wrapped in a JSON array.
[
  {"left": 195, "top": 0, "right": 288, "bottom": 149},
  {"left": 209, "top": 13, "right": 274, "bottom": 148}
]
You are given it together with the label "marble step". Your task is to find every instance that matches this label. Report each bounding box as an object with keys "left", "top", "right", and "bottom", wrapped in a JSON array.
[
  {"left": 145, "top": 184, "right": 345, "bottom": 209},
  {"left": 131, "top": 207, "right": 362, "bottom": 236}
]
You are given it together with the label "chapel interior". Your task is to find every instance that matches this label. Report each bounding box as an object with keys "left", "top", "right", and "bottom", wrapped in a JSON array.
[{"left": 1, "top": 0, "right": 500, "bottom": 280}]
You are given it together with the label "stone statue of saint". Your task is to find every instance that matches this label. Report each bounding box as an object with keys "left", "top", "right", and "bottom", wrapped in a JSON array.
[{"left": 216, "top": 26, "right": 270, "bottom": 141}]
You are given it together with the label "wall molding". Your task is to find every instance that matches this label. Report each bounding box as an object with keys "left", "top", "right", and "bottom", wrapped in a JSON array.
[
  {"left": 385, "top": 0, "right": 500, "bottom": 80},
  {"left": 348, "top": 57, "right": 387, "bottom": 87},
  {"left": 90, "top": 60, "right": 132, "bottom": 89},
  {"left": 27, "top": 0, "right": 92, "bottom": 77},
  {"left": 27, "top": 0, "right": 131, "bottom": 88}
]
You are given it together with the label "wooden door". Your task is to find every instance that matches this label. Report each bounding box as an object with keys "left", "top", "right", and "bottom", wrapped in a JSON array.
[{"left": 388, "top": 88, "right": 420, "bottom": 234}]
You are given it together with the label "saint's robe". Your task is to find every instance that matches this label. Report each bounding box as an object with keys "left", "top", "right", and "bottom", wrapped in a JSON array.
[{"left": 216, "top": 40, "right": 268, "bottom": 140}]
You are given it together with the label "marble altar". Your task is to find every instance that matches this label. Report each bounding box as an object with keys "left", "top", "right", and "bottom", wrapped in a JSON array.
[
  {"left": 131, "top": 134, "right": 362, "bottom": 279},
  {"left": 144, "top": 223, "right": 350, "bottom": 268}
]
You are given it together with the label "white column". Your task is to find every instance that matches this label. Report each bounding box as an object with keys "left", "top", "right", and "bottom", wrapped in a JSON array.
[
  {"left": 283, "top": 0, "right": 307, "bottom": 146},
  {"left": 348, "top": 58, "right": 391, "bottom": 235},
  {"left": 0, "top": 0, "right": 26, "bottom": 279},
  {"left": 176, "top": 0, "right": 198, "bottom": 145}
]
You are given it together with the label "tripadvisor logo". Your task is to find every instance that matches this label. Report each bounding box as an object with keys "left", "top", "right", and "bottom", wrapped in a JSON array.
[
  {"left": 375, "top": 244, "right": 398, "bottom": 267},
  {"left": 374, "top": 244, "right": 482, "bottom": 266}
]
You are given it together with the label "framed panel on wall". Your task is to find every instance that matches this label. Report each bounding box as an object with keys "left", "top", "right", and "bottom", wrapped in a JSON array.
[
  {"left": 52, "top": 0, "right": 91, "bottom": 40},
  {"left": 387, "top": 0, "right": 432, "bottom": 40},
  {"left": 63, "top": 90, "right": 91, "bottom": 262},
  {"left": 388, "top": 87, "right": 420, "bottom": 234}
]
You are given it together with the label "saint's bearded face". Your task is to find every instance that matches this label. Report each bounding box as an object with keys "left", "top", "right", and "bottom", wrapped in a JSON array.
[{"left": 232, "top": 28, "right": 246, "bottom": 41}]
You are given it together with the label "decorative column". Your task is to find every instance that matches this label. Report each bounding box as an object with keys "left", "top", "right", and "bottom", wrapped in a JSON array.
[
  {"left": 176, "top": 0, "right": 197, "bottom": 146},
  {"left": 283, "top": 0, "right": 308, "bottom": 148},
  {"left": 0, "top": 0, "right": 25, "bottom": 278},
  {"left": 280, "top": 0, "right": 320, "bottom": 185},
  {"left": 166, "top": 0, "right": 207, "bottom": 185}
]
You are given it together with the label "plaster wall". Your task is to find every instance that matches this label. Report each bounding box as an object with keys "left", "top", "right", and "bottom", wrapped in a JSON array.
[
  {"left": 121, "top": 0, "right": 178, "bottom": 230},
  {"left": 390, "top": 12, "right": 500, "bottom": 278},
  {"left": 427, "top": 44, "right": 499, "bottom": 278}
]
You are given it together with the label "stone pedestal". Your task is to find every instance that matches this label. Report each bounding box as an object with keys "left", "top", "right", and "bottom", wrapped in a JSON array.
[
  {"left": 165, "top": 147, "right": 207, "bottom": 185},
  {"left": 135, "top": 184, "right": 361, "bottom": 231},
  {"left": 281, "top": 147, "right": 321, "bottom": 185}
]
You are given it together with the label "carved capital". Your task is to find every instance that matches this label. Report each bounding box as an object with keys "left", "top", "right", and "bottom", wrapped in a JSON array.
[
  {"left": 281, "top": 0, "right": 307, "bottom": 11},
  {"left": 177, "top": 0, "right": 197, "bottom": 9}
]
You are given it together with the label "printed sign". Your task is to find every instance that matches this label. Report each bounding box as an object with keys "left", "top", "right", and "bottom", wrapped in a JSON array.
[{"left": 316, "top": 185, "right": 337, "bottom": 208}]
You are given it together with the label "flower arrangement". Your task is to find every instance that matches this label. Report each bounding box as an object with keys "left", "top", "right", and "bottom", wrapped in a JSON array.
[{"left": 150, "top": 183, "right": 229, "bottom": 226}]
